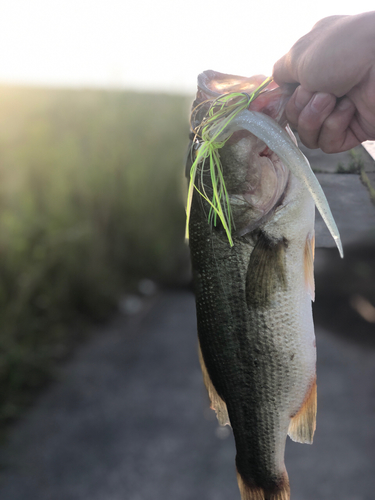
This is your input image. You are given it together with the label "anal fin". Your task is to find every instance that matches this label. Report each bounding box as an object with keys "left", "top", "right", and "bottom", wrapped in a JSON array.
[
  {"left": 198, "top": 343, "right": 230, "bottom": 426},
  {"left": 288, "top": 378, "right": 317, "bottom": 444},
  {"left": 237, "top": 471, "right": 290, "bottom": 500}
]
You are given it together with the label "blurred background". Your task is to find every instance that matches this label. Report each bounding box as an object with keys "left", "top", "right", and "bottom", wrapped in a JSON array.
[{"left": 0, "top": 1, "right": 375, "bottom": 499}]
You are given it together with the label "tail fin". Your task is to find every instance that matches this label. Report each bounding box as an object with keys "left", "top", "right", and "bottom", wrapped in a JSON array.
[{"left": 237, "top": 471, "right": 290, "bottom": 500}]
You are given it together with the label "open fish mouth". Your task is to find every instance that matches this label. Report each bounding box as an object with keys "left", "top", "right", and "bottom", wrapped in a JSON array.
[
  {"left": 193, "top": 70, "right": 291, "bottom": 128},
  {"left": 190, "top": 70, "right": 343, "bottom": 257},
  {"left": 197, "top": 70, "right": 278, "bottom": 98}
]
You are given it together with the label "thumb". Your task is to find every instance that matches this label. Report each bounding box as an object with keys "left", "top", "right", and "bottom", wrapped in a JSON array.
[{"left": 272, "top": 54, "right": 299, "bottom": 86}]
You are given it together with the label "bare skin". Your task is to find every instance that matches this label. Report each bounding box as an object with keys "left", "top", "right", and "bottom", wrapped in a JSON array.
[{"left": 273, "top": 12, "right": 375, "bottom": 153}]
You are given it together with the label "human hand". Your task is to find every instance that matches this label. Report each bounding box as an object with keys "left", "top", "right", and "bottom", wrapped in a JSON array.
[{"left": 273, "top": 12, "right": 375, "bottom": 153}]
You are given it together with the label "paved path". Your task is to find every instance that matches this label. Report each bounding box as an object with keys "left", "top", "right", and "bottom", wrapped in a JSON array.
[
  {"left": 0, "top": 286, "right": 374, "bottom": 500},
  {"left": 0, "top": 144, "right": 374, "bottom": 500}
]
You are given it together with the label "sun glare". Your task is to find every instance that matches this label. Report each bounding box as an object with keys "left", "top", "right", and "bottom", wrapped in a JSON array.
[{"left": 0, "top": 0, "right": 373, "bottom": 93}]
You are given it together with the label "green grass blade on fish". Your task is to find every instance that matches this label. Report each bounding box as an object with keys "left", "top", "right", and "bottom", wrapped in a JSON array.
[
  {"left": 208, "top": 146, "right": 231, "bottom": 236},
  {"left": 187, "top": 151, "right": 231, "bottom": 241},
  {"left": 185, "top": 77, "right": 273, "bottom": 246}
]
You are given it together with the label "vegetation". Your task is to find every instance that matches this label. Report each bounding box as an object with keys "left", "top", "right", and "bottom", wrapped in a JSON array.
[
  {"left": 336, "top": 149, "right": 365, "bottom": 174},
  {"left": 360, "top": 169, "right": 375, "bottom": 206},
  {"left": 0, "top": 85, "right": 191, "bottom": 425},
  {"left": 336, "top": 149, "right": 375, "bottom": 205}
]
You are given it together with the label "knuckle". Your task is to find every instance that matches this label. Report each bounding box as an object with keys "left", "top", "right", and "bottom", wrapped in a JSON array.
[
  {"left": 318, "top": 132, "right": 344, "bottom": 153},
  {"left": 323, "top": 113, "right": 346, "bottom": 135},
  {"left": 320, "top": 142, "right": 336, "bottom": 154},
  {"left": 298, "top": 130, "right": 319, "bottom": 149}
]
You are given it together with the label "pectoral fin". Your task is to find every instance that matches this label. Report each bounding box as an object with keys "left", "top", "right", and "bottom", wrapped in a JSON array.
[
  {"left": 198, "top": 343, "right": 230, "bottom": 426},
  {"left": 246, "top": 232, "right": 287, "bottom": 308},
  {"left": 288, "top": 378, "right": 317, "bottom": 444}
]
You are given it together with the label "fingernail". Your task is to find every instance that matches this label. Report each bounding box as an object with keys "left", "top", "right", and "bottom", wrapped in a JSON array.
[
  {"left": 337, "top": 97, "right": 353, "bottom": 111},
  {"left": 294, "top": 86, "right": 313, "bottom": 111},
  {"left": 310, "top": 93, "right": 333, "bottom": 113}
]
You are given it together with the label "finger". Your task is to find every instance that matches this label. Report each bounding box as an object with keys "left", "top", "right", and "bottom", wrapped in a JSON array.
[
  {"left": 272, "top": 54, "right": 298, "bottom": 85},
  {"left": 350, "top": 114, "right": 375, "bottom": 144},
  {"left": 347, "top": 88, "right": 375, "bottom": 143},
  {"left": 317, "top": 97, "right": 359, "bottom": 153},
  {"left": 285, "top": 86, "right": 315, "bottom": 128},
  {"left": 294, "top": 92, "right": 337, "bottom": 149}
]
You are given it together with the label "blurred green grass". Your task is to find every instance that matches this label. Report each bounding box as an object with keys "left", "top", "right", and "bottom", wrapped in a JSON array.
[{"left": 0, "top": 85, "right": 191, "bottom": 425}]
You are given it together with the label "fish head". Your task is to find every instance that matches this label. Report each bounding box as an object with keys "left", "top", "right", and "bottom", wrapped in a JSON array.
[{"left": 191, "top": 70, "right": 295, "bottom": 236}]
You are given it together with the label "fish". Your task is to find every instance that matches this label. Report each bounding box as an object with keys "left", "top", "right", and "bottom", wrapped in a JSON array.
[{"left": 186, "top": 70, "right": 342, "bottom": 500}]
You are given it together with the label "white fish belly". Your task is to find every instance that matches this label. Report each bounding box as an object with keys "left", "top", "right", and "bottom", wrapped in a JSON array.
[
  {"left": 245, "top": 286, "right": 316, "bottom": 475},
  {"left": 253, "top": 180, "right": 316, "bottom": 473}
]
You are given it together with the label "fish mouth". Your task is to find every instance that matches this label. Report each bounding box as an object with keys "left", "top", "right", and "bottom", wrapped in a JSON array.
[
  {"left": 194, "top": 71, "right": 293, "bottom": 236},
  {"left": 198, "top": 70, "right": 273, "bottom": 97},
  {"left": 196, "top": 70, "right": 292, "bottom": 125},
  {"left": 192, "top": 70, "right": 343, "bottom": 257}
]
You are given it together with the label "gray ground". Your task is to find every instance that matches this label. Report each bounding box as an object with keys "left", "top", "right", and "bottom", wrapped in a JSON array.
[
  {"left": 0, "top": 146, "right": 375, "bottom": 500},
  {"left": 0, "top": 289, "right": 374, "bottom": 500}
]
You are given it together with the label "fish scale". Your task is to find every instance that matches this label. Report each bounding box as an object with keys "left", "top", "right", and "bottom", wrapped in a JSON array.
[
  {"left": 185, "top": 67, "right": 341, "bottom": 499},
  {"left": 188, "top": 71, "right": 321, "bottom": 500},
  {"left": 192, "top": 205, "right": 301, "bottom": 487}
]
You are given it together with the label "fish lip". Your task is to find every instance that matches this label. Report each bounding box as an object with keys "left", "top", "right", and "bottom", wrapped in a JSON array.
[
  {"left": 198, "top": 70, "right": 271, "bottom": 98},
  {"left": 196, "top": 70, "right": 293, "bottom": 126}
]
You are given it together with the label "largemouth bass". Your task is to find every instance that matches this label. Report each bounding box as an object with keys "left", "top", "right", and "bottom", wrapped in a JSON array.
[{"left": 187, "top": 70, "right": 342, "bottom": 500}]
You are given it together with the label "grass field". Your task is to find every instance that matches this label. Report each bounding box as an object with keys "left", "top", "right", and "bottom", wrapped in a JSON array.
[{"left": 0, "top": 85, "right": 192, "bottom": 425}]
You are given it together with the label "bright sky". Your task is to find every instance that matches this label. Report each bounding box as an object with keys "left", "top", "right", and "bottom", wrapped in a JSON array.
[{"left": 0, "top": 1, "right": 373, "bottom": 94}]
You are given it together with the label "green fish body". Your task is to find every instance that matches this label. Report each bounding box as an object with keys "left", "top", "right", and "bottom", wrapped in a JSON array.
[{"left": 188, "top": 71, "right": 317, "bottom": 500}]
